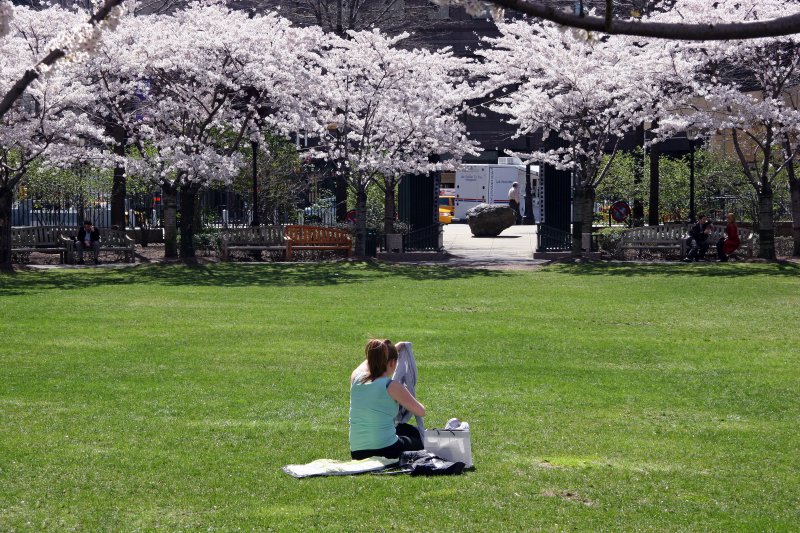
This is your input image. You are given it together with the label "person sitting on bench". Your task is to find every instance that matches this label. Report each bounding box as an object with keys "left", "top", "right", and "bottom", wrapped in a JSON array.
[
  {"left": 717, "top": 212, "right": 741, "bottom": 262},
  {"left": 684, "top": 214, "right": 713, "bottom": 262},
  {"left": 76, "top": 220, "right": 100, "bottom": 265}
]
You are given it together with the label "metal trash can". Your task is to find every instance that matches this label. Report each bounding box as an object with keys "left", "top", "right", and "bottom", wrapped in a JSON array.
[
  {"left": 365, "top": 229, "right": 378, "bottom": 257},
  {"left": 385, "top": 233, "right": 403, "bottom": 254}
]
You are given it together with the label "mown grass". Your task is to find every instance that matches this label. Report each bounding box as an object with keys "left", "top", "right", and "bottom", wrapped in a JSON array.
[{"left": 1, "top": 262, "right": 799, "bottom": 531}]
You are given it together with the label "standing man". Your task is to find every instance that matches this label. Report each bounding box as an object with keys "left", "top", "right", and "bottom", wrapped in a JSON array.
[
  {"left": 76, "top": 220, "right": 101, "bottom": 265},
  {"left": 508, "top": 182, "right": 521, "bottom": 225}
]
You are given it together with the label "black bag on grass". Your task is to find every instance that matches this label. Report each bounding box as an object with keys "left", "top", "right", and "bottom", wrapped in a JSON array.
[{"left": 399, "top": 450, "right": 465, "bottom": 476}]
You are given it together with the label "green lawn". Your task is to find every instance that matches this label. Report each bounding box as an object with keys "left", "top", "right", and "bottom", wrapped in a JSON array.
[{"left": 1, "top": 262, "right": 799, "bottom": 531}]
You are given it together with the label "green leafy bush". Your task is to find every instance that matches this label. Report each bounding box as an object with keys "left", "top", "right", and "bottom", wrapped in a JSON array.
[{"left": 596, "top": 227, "right": 628, "bottom": 256}]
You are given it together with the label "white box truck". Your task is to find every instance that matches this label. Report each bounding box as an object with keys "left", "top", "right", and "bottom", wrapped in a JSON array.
[{"left": 453, "top": 157, "right": 542, "bottom": 221}]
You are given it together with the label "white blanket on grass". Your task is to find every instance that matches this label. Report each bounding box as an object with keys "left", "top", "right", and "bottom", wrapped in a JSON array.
[{"left": 282, "top": 457, "right": 398, "bottom": 478}]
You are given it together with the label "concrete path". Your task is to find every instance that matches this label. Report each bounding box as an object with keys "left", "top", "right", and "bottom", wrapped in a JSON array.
[{"left": 441, "top": 223, "right": 548, "bottom": 268}]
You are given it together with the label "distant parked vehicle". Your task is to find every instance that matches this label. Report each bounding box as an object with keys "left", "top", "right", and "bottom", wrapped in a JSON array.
[
  {"left": 454, "top": 157, "right": 542, "bottom": 222},
  {"left": 439, "top": 195, "right": 455, "bottom": 224}
]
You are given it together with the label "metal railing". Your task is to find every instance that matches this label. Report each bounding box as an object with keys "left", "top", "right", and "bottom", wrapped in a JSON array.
[
  {"left": 12, "top": 201, "right": 111, "bottom": 227},
  {"left": 403, "top": 223, "right": 443, "bottom": 252},
  {"left": 536, "top": 224, "right": 573, "bottom": 252}
]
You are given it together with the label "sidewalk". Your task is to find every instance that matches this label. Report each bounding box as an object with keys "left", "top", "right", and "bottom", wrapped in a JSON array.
[{"left": 440, "top": 223, "right": 548, "bottom": 268}]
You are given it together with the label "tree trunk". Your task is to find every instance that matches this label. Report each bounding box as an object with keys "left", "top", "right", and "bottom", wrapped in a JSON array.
[
  {"left": 757, "top": 186, "right": 776, "bottom": 260},
  {"left": 336, "top": 174, "right": 348, "bottom": 222},
  {"left": 648, "top": 143, "right": 660, "bottom": 226},
  {"left": 354, "top": 185, "right": 368, "bottom": 257},
  {"left": 162, "top": 184, "right": 178, "bottom": 258},
  {"left": 572, "top": 184, "right": 594, "bottom": 256},
  {"left": 789, "top": 169, "right": 800, "bottom": 257},
  {"left": 193, "top": 191, "right": 203, "bottom": 233},
  {"left": 0, "top": 186, "right": 13, "bottom": 270},
  {"left": 179, "top": 184, "right": 200, "bottom": 261},
  {"left": 383, "top": 181, "right": 396, "bottom": 235},
  {"left": 632, "top": 149, "right": 644, "bottom": 226},
  {"left": 110, "top": 125, "right": 127, "bottom": 229}
]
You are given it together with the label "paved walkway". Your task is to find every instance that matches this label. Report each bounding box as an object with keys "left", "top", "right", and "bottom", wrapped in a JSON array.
[{"left": 440, "top": 223, "right": 548, "bottom": 268}]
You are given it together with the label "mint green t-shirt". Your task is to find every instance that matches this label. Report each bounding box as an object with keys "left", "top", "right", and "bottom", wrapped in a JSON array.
[{"left": 349, "top": 374, "right": 399, "bottom": 452}]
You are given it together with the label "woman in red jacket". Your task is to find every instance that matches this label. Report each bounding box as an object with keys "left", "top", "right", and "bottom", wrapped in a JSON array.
[{"left": 717, "top": 213, "right": 741, "bottom": 262}]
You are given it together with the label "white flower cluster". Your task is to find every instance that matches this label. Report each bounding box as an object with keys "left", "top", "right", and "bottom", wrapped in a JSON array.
[
  {"left": 0, "top": 1, "right": 12, "bottom": 38},
  {"left": 3, "top": 0, "right": 799, "bottom": 224},
  {"left": 476, "top": 18, "right": 668, "bottom": 189}
]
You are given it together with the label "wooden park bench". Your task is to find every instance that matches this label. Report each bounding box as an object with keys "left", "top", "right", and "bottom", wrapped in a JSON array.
[
  {"left": 619, "top": 223, "right": 756, "bottom": 259},
  {"left": 283, "top": 224, "right": 353, "bottom": 260},
  {"left": 11, "top": 226, "right": 74, "bottom": 263},
  {"left": 220, "top": 226, "right": 287, "bottom": 260},
  {"left": 704, "top": 225, "right": 757, "bottom": 258},
  {"left": 61, "top": 228, "right": 136, "bottom": 264},
  {"left": 618, "top": 224, "right": 688, "bottom": 257}
]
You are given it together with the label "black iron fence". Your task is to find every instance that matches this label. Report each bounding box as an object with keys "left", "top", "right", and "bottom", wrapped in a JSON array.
[
  {"left": 13, "top": 189, "right": 256, "bottom": 229},
  {"left": 536, "top": 224, "right": 573, "bottom": 252},
  {"left": 12, "top": 200, "right": 111, "bottom": 227},
  {"left": 14, "top": 189, "right": 352, "bottom": 235},
  {"left": 403, "top": 223, "right": 443, "bottom": 252}
]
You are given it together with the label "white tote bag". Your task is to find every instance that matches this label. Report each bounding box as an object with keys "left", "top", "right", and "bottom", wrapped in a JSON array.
[{"left": 423, "top": 428, "right": 472, "bottom": 468}]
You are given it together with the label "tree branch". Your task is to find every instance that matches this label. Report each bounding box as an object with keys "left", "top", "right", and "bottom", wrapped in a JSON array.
[
  {"left": 731, "top": 129, "right": 760, "bottom": 189},
  {"left": 481, "top": 0, "right": 800, "bottom": 40},
  {"left": 0, "top": 0, "right": 126, "bottom": 121}
]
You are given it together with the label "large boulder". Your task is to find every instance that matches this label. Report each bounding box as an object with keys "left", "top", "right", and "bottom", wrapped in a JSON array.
[{"left": 466, "top": 203, "right": 516, "bottom": 237}]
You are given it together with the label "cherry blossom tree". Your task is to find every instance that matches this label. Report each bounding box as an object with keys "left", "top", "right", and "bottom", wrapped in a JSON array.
[
  {"left": 307, "top": 29, "right": 478, "bottom": 255},
  {"left": 0, "top": 6, "right": 103, "bottom": 269},
  {"left": 478, "top": 18, "right": 667, "bottom": 254},
  {"left": 655, "top": 0, "right": 800, "bottom": 259},
  {"left": 0, "top": 0, "right": 126, "bottom": 122},
  {"left": 122, "top": 5, "right": 322, "bottom": 259},
  {"left": 75, "top": 10, "right": 147, "bottom": 230}
]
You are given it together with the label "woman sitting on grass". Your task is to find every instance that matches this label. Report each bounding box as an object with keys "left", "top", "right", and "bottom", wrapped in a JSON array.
[{"left": 349, "top": 339, "right": 425, "bottom": 460}]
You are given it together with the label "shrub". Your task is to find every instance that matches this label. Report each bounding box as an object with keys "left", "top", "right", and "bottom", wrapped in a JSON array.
[{"left": 596, "top": 227, "right": 628, "bottom": 257}]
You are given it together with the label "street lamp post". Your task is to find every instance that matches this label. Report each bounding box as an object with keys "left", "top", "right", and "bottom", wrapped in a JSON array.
[
  {"left": 77, "top": 137, "right": 86, "bottom": 225},
  {"left": 523, "top": 161, "right": 534, "bottom": 224},
  {"left": 687, "top": 130, "right": 698, "bottom": 223},
  {"left": 689, "top": 142, "right": 696, "bottom": 223},
  {"left": 251, "top": 140, "right": 259, "bottom": 226},
  {"left": 523, "top": 133, "right": 534, "bottom": 224}
]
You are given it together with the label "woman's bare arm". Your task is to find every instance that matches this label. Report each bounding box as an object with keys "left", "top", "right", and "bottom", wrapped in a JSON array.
[
  {"left": 351, "top": 361, "right": 370, "bottom": 384},
  {"left": 387, "top": 381, "right": 426, "bottom": 417}
]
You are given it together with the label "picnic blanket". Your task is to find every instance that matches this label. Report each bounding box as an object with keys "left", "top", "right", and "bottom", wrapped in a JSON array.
[{"left": 282, "top": 457, "right": 398, "bottom": 478}]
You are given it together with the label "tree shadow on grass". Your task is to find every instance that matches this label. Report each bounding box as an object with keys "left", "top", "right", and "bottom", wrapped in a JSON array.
[
  {"left": 0, "top": 261, "right": 505, "bottom": 295},
  {"left": 547, "top": 261, "right": 800, "bottom": 278}
]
